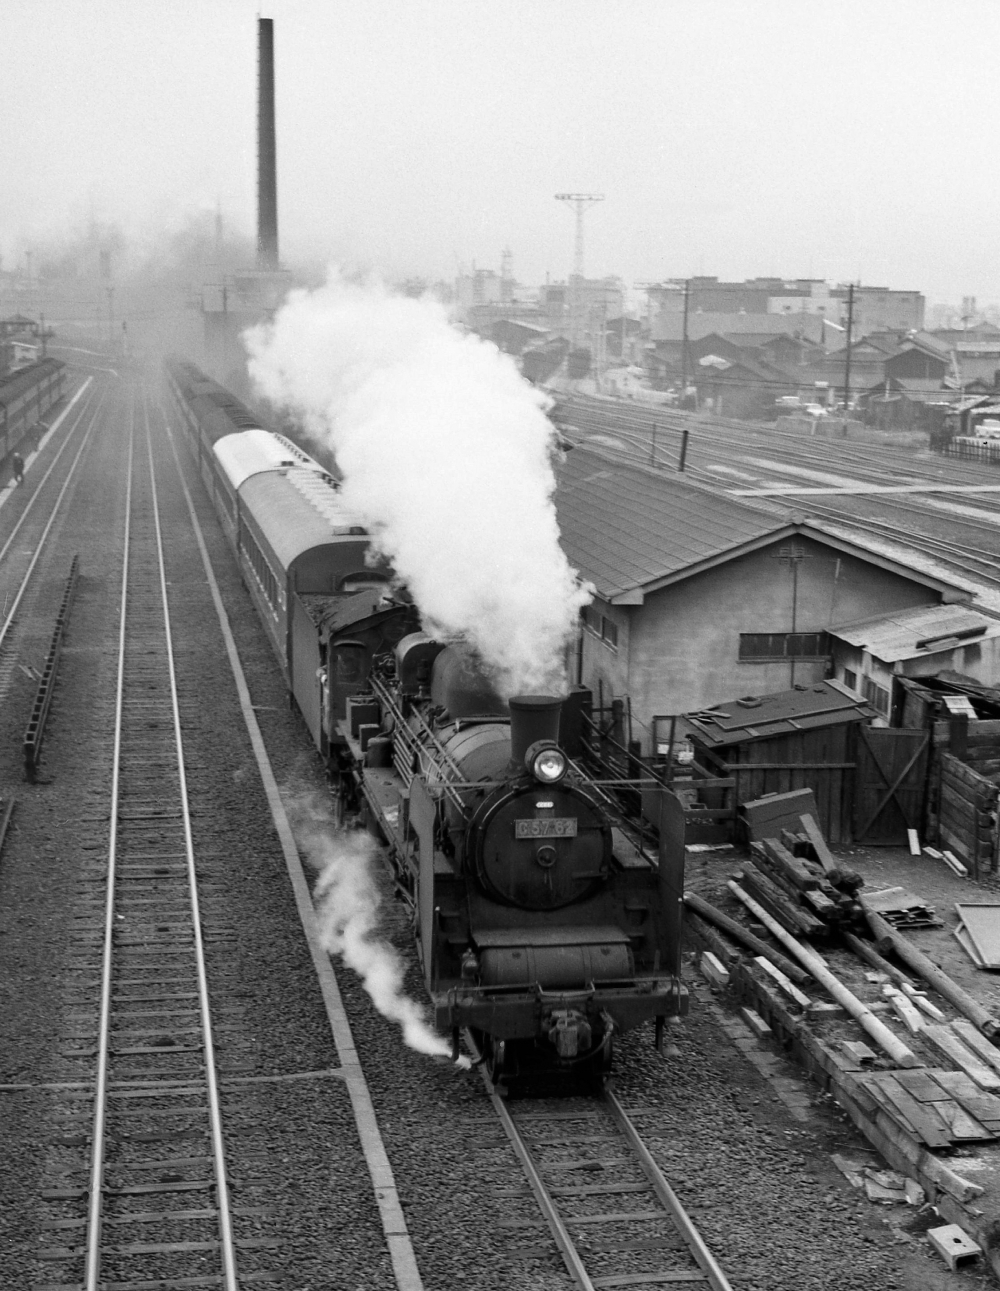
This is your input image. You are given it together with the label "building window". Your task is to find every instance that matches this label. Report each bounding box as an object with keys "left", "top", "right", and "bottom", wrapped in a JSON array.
[
  {"left": 738, "top": 631, "right": 829, "bottom": 661},
  {"left": 863, "top": 676, "right": 890, "bottom": 715},
  {"left": 581, "top": 606, "right": 619, "bottom": 652},
  {"left": 582, "top": 605, "right": 601, "bottom": 635},
  {"left": 843, "top": 668, "right": 857, "bottom": 691}
]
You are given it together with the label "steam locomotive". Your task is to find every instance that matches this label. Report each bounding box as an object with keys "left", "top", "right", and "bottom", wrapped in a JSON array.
[
  {"left": 346, "top": 639, "right": 688, "bottom": 1084},
  {"left": 164, "top": 357, "right": 688, "bottom": 1084}
]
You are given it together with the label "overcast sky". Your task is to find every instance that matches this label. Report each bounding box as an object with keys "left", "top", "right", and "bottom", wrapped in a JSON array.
[{"left": 3, "top": 1, "right": 997, "bottom": 304}]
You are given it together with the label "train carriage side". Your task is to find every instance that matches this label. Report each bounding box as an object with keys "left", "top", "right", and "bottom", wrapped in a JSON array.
[{"left": 234, "top": 466, "right": 384, "bottom": 751}]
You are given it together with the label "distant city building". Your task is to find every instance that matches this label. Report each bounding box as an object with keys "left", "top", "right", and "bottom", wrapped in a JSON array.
[
  {"left": 836, "top": 285, "right": 924, "bottom": 335},
  {"left": 540, "top": 276, "right": 625, "bottom": 340},
  {"left": 646, "top": 277, "right": 924, "bottom": 339}
]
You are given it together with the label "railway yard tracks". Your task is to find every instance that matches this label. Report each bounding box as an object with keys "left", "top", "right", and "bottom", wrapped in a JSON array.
[
  {"left": 0, "top": 377, "right": 98, "bottom": 698},
  {"left": 0, "top": 369, "right": 984, "bottom": 1290},
  {"left": 555, "top": 392, "right": 1000, "bottom": 595},
  {"left": 23, "top": 393, "right": 283, "bottom": 1289},
  {"left": 488, "top": 1084, "right": 733, "bottom": 1290}
]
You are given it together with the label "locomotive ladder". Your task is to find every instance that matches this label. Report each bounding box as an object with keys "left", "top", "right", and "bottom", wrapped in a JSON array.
[
  {"left": 489, "top": 1084, "right": 733, "bottom": 1290},
  {"left": 80, "top": 394, "right": 239, "bottom": 1291}
]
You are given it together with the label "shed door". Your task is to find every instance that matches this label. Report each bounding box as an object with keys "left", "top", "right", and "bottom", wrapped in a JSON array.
[{"left": 853, "top": 727, "right": 930, "bottom": 845}]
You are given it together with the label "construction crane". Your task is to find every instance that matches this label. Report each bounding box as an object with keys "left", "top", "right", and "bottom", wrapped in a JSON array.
[{"left": 555, "top": 193, "right": 604, "bottom": 353}]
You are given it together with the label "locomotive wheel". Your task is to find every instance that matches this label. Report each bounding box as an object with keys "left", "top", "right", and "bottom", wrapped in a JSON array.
[{"left": 483, "top": 1035, "right": 517, "bottom": 1092}]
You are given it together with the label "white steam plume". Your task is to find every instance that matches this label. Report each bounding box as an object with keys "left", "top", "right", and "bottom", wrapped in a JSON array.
[
  {"left": 293, "top": 797, "right": 468, "bottom": 1064},
  {"left": 245, "top": 272, "right": 591, "bottom": 695}
]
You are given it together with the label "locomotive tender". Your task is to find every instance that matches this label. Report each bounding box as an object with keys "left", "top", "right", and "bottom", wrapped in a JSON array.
[{"left": 165, "top": 358, "right": 688, "bottom": 1081}]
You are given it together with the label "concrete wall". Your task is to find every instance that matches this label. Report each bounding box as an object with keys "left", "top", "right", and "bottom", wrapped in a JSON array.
[{"left": 580, "top": 534, "right": 943, "bottom": 754}]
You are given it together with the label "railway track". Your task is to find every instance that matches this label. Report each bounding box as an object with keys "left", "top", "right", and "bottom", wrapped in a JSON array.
[
  {"left": 486, "top": 1080, "right": 733, "bottom": 1290},
  {"left": 555, "top": 392, "right": 1000, "bottom": 593},
  {"left": 0, "top": 379, "right": 100, "bottom": 695},
  {"left": 33, "top": 391, "right": 280, "bottom": 1290}
]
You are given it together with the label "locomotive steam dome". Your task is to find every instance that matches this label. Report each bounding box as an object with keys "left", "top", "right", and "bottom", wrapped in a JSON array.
[{"left": 429, "top": 643, "right": 508, "bottom": 719}]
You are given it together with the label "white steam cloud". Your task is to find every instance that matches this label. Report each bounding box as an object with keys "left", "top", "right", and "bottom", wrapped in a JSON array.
[
  {"left": 245, "top": 272, "right": 590, "bottom": 695},
  {"left": 294, "top": 797, "right": 468, "bottom": 1064}
]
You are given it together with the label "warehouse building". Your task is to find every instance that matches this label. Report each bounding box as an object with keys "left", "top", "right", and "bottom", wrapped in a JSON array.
[{"left": 555, "top": 445, "right": 974, "bottom": 755}]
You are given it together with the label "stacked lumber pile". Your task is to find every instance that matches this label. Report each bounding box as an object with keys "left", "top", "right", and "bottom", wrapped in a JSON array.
[{"left": 737, "top": 811, "right": 864, "bottom": 938}]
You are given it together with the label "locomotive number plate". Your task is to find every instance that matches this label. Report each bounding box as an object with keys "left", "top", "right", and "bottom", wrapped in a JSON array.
[{"left": 515, "top": 818, "right": 578, "bottom": 838}]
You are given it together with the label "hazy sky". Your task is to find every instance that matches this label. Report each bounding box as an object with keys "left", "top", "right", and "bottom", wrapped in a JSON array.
[{"left": 4, "top": 1, "right": 997, "bottom": 303}]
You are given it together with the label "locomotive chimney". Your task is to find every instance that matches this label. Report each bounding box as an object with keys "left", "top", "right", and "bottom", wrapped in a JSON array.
[
  {"left": 257, "top": 17, "right": 279, "bottom": 271},
  {"left": 508, "top": 695, "right": 564, "bottom": 768}
]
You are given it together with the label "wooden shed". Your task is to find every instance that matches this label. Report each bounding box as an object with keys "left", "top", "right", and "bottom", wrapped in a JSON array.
[{"left": 679, "top": 681, "right": 879, "bottom": 845}]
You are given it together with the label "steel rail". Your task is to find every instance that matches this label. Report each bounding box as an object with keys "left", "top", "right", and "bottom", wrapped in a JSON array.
[
  {"left": 0, "top": 382, "right": 103, "bottom": 652},
  {"left": 485, "top": 1072, "right": 734, "bottom": 1291},
  {"left": 144, "top": 398, "right": 239, "bottom": 1290},
  {"left": 603, "top": 1089, "right": 734, "bottom": 1291},
  {"left": 0, "top": 378, "right": 96, "bottom": 567},
  {"left": 484, "top": 1075, "right": 597, "bottom": 1291},
  {"left": 83, "top": 392, "right": 134, "bottom": 1291}
]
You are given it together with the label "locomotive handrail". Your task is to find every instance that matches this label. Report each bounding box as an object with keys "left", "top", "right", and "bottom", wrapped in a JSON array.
[{"left": 369, "top": 672, "right": 476, "bottom": 811}]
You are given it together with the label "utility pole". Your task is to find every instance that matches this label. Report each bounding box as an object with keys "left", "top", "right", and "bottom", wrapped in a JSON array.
[
  {"left": 681, "top": 278, "right": 691, "bottom": 401},
  {"left": 842, "top": 281, "right": 855, "bottom": 436},
  {"left": 555, "top": 193, "right": 604, "bottom": 351},
  {"left": 106, "top": 286, "right": 115, "bottom": 354}
]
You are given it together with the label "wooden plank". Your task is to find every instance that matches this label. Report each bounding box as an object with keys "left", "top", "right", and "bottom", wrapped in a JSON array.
[
  {"left": 932, "top": 1068, "right": 1000, "bottom": 1126},
  {"left": 803, "top": 888, "right": 838, "bottom": 917},
  {"left": 893, "top": 1068, "right": 953, "bottom": 1102},
  {"left": 940, "top": 781, "right": 992, "bottom": 826},
  {"left": 935, "top": 718, "right": 1000, "bottom": 741},
  {"left": 922, "top": 1025, "right": 1000, "bottom": 1092},
  {"left": 940, "top": 751, "right": 998, "bottom": 798},
  {"left": 950, "top": 1019, "right": 1000, "bottom": 1076},
  {"left": 799, "top": 811, "right": 838, "bottom": 875},
  {"left": 723, "top": 762, "right": 856, "bottom": 771},
  {"left": 862, "top": 1074, "right": 953, "bottom": 1147},
  {"left": 856, "top": 1076, "right": 917, "bottom": 1133},
  {"left": 931, "top": 1099, "right": 992, "bottom": 1141},
  {"left": 682, "top": 892, "right": 811, "bottom": 984},
  {"left": 753, "top": 955, "right": 812, "bottom": 1009},
  {"left": 954, "top": 904, "right": 1000, "bottom": 967},
  {"left": 760, "top": 837, "right": 820, "bottom": 890},
  {"left": 739, "top": 863, "right": 824, "bottom": 937}
]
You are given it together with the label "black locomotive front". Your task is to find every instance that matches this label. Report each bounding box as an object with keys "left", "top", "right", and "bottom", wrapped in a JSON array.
[{"left": 363, "top": 643, "right": 688, "bottom": 1085}]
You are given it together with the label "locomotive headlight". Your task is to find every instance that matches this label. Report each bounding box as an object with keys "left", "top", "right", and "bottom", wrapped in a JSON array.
[{"left": 525, "top": 740, "right": 567, "bottom": 784}]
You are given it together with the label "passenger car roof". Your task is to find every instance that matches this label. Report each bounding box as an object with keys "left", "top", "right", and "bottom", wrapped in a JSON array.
[{"left": 214, "top": 429, "right": 326, "bottom": 490}]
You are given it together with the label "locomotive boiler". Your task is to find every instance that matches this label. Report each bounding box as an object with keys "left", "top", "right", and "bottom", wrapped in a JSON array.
[{"left": 344, "top": 635, "right": 688, "bottom": 1086}]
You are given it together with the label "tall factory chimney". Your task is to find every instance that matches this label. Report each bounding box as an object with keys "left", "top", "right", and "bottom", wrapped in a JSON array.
[{"left": 257, "top": 17, "right": 279, "bottom": 270}]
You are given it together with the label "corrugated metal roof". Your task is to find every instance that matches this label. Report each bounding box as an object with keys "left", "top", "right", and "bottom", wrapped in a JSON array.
[
  {"left": 831, "top": 605, "right": 1000, "bottom": 662},
  {"left": 682, "top": 680, "right": 877, "bottom": 748},
  {"left": 554, "top": 447, "right": 782, "bottom": 600}
]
